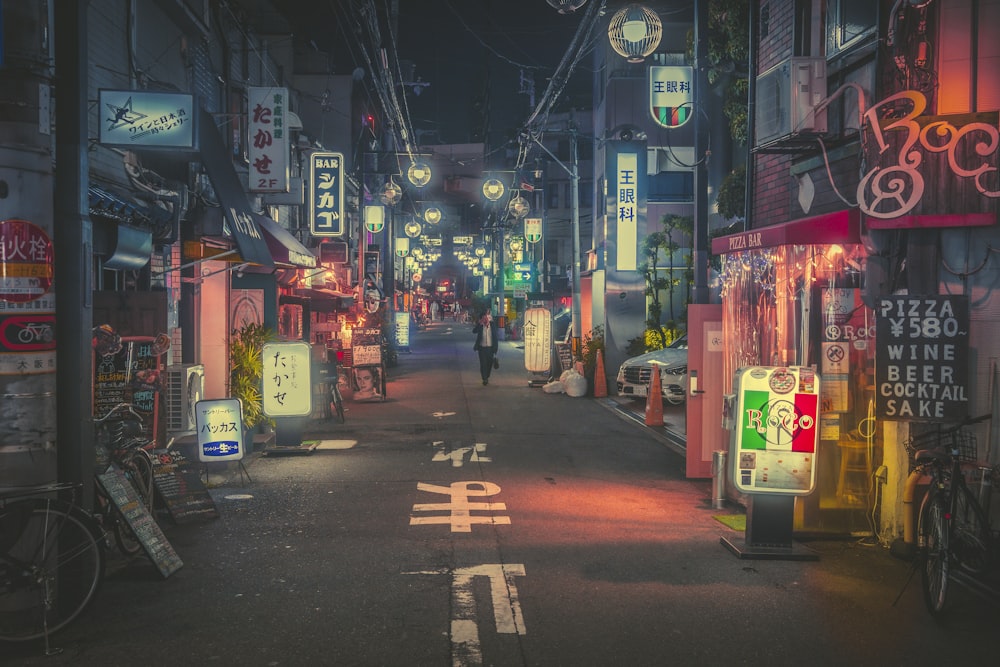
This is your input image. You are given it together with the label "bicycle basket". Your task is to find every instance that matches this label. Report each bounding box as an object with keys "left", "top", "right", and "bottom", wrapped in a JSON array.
[{"left": 904, "top": 427, "right": 978, "bottom": 466}]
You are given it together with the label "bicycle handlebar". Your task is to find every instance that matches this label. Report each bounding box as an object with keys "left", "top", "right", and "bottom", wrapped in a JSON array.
[{"left": 95, "top": 403, "right": 143, "bottom": 424}]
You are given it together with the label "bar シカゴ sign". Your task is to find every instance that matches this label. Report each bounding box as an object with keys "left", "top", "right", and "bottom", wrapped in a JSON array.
[{"left": 875, "top": 295, "right": 969, "bottom": 421}]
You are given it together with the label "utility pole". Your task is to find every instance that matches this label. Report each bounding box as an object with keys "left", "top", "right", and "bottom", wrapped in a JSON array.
[
  {"left": 0, "top": 2, "right": 63, "bottom": 486},
  {"left": 692, "top": 0, "right": 710, "bottom": 304}
]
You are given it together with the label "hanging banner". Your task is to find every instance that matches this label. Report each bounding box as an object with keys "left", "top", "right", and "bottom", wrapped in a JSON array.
[
  {"left": 309, "top": 151, "right": 345, "bottom": 236},
  {"left": 395, "top": 237, "right": 409, "bottom": 257},
  {"left": 732, "top": 366, "right": 820, "bottom": 495},
  {"left": 365, "top": 205, "right": 385, "bottom": 234},
  {"left": 524, "top": 217, "right": 542, "bottom": 244},
  {"left": 649, "top": 66, "right": 693, "bottom": 128},
  {"left": 248, "top": 86, "right": 289, "bottom": 193}
]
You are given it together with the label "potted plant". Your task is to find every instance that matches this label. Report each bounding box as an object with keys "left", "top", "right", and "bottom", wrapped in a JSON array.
[{"left": 228, "top": 322, "right": 276, "bottom": 450}]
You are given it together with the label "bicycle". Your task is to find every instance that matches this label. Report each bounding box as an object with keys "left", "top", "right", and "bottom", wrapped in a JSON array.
[
  {"left": 328, "top": 360, "right": 346, "bottom": 424},
  {"left": 0, "top": 482, "right": 105, "bottom": 650},
  {"left": 94, "top": 403, "right": 159, "bottom": 556},
  {"left": 907, "top": 413, "right": 998, "bottom": 617}
]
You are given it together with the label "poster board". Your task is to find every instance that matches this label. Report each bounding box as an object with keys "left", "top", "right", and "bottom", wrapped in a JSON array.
[
  {"left": 96, "top": 469, "right": 183, "bottom": 577},
  {"left": 152, "top": 448, "right": 219, "bottom": 524},
  {"left": 93, "top": 336, "right": 166, "bottom": 443},
  {"left": 875, "top": 295, "right": 969, "bottom": 421},
  {"left": 732, "top": 366, "right": 820, "bottom": 496},
  {"left": 523, "top": 307, "right": 552, "bottom": 373}
]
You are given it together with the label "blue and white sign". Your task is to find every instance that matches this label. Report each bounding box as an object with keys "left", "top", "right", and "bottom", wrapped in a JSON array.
[
  {"left": 195, "top": 398, "right": 244, "bottom": 462},
  {"left": 649, "top": 66, "right": 693, "bottom": 128}
]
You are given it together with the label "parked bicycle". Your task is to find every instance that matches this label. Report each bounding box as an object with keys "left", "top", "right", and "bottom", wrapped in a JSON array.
[
  {"left": 0, "top": 482, "right": 105, "bottom": 650},
  {"left": 94, "top": 403, "right": 160, "bottom": 556},
  {"left": 906, "top": 413, "right": 999, "bottom": 617}
]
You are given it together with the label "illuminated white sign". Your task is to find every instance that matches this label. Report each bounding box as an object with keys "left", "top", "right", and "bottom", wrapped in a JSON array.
[
  {"left": 617, "top": 153, "right": 638, "bottom": 271},
  {"left": 524, "top": 218, "right": 542, "bottom": 244},
  {"left": 195, "top": 398, "right": 244, "bottom": 462},
  {"left": 248, "top": 87, "right": 290, "bottom": 193},
  {"left": 262, "top": 341, "right": 312, "bottom": 417},
  {"left": 98, "top": 90, "right": 195, "bottom": 149},
  {"left": 649, "top": 66, "right": 693, "bottom": 128}
]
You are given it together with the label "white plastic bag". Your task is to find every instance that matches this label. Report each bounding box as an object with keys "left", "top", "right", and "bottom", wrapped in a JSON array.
[
  {"left": 542, "top": 380, "right": 565, "bottom": 394},
  {"left": 562, "top": 369, "right": 588, "bottom": 397}
]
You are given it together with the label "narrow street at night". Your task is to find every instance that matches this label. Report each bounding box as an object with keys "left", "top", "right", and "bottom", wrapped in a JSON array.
[{"left": 5, "top": 324, "right": 996, "bottom": 667}]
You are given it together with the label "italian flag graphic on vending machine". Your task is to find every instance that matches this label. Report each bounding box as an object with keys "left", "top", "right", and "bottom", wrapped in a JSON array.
[{"left": 733, "top": 367, "right": 820, "bottom": 495}]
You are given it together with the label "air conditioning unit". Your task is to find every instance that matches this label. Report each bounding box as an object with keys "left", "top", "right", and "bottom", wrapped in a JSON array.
[
  {"left": 165, "top": 364, "right": 204, "bottom": 434},
  {"left": 755, "top": 57, "right": 828, "bottom": 147}
]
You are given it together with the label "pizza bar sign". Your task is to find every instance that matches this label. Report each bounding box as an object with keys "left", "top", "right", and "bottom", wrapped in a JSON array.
[{"left": 875, "top": 295, "right": 969, "bottom": 420}]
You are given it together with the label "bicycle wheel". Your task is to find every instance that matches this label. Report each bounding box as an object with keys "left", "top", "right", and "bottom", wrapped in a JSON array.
[
  {"left": 951, "top": 482, "right": 991, "bottom": 575},
  {"left": 332, "top": 386, "right": 346, "bottom": 424},
  {"left": 0, "top": 498, "right": 105, "bottom": 642},
  {"left": 919, "top": 491, "right": 950, "bottom": 617}
]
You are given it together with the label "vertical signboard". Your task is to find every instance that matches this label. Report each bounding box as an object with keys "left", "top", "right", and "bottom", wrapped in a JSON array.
[
  {"left": 0, "top": 219, "right": 56, "bottom": 375},
  {"left": 875, "top": 295, "right": 969, "bottom": 420},
  {"left": 615, "top": 152, "right": 638, "bottom": 271},
  {"left": 309, "top": 151, "right": 345, "bottom": 236},
  {"left": 524, "top": 217, "right": 542, "bottom": 244},
  {"left": 649, "top": 66, "right": 693, "bottom": 128},
  {"left": 248, "top": 86, "right": 289, "bottom": 193},
  {"left": 262, "top": 341, "right": 312, "bottom": 417},
  {"left": 732, "top": 366, "right": 820, "bottom": 495}
]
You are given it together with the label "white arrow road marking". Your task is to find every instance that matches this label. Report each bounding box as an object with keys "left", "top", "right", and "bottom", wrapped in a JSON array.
[
  {"left": 403, "top": 564, "right": 527, "bottom": 667},
  {"left": 432, "top": 411, "right": 457, "bottom": 418}
]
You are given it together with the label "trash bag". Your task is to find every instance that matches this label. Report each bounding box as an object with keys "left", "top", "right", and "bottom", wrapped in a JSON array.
[
  {"left": 562, "top": 369, "right": 587, "bottom": 397},
  {"left": 542, "top": 380, "right": 565, "bottom": 394}
]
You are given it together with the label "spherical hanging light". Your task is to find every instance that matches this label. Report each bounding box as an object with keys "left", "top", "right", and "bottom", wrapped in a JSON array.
[
  {"left": 482, "top": 178, "right": 505, "bottom": 201},
  {"left": 508, "top": 236, "right": 525, "bottom": 252},
  {"left": 507, "top": 193, "right": 530, "bottom": 219},
  {"left": 474, "top": 244, "right": 486, "bottom": 257},
  {"left": 608, "top": 4, "right": 662, "bottom": 64},
  {"left": 423, "top": 206, "right": 442, "bottom": 224},
  {"left": 406, "top": 160, "right": 432, "bottom": 187},
  {"left": 546, "top": 0, "right": 587, "bottom": 13},
  {"left": 403, "top": 219, "right": 423, "bottom": 238},
  {"left": 380, "top": 178, "right": 402, "bottom": 206}
]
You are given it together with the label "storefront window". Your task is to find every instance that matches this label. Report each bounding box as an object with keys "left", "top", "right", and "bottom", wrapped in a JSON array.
[{"left": 720, "top": 242, "right": 883, "bottom": 534}]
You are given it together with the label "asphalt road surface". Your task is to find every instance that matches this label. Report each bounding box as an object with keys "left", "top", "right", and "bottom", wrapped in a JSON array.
[{"left": 5, "top": 321, "right": 997, "bottom": 666}]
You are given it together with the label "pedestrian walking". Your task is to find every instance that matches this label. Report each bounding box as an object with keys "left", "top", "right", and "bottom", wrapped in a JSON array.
[{"left": 472, "top": 311, "right": 499, "bottom": 385}]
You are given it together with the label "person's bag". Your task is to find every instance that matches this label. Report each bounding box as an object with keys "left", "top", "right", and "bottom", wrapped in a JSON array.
[{"left": 493, "top": 356, "right": 500, "bottom": 370}]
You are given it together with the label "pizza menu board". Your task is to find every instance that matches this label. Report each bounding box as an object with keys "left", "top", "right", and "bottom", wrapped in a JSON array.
[{"left": 875, "top": 295, "right": 969, "bottom": 421}]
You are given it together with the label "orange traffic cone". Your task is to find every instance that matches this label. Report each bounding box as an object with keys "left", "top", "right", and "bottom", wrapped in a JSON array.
[
  {"left": 645, "top": 368, "right": 664, "bottom": 426},
  {"left": 593, "top": 349, "right": 608, "bottom": 398}
]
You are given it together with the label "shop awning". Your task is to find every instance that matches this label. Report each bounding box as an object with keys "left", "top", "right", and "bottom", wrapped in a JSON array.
[
  {"left": 712, "top": 209, "right": 861, "bottom": 255},
  {"left": 197, "top": 107, "right": 274, "bottom": 269},
  {"left": 256, "top": 215, "right": 316, "bottom": 269},
  {"left": 291, "top": 287, "right": 355, "bottom": 312}
]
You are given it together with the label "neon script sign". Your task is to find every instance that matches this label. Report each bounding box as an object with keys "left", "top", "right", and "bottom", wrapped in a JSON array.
[{"left": 858, "top": 90, "right": 999, "bottom": 219}]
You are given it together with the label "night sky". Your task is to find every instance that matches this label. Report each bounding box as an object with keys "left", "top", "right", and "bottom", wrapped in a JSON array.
[{"left": 285, "top": 1, "right": 594, "bottom": 145}]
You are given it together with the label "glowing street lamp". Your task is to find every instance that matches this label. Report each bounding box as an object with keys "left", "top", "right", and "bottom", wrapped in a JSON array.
[
  {"left": 507, "top": 193, "right": 530, "bottom": 219},
  {"left": 608, "top": 4, "right": 662, "bottom": 63},
  {"left": 380, "top": 178, "right": 402, "bottom": 206},
  {"left": 423, "top": 206, "right": 442, "bottom": 224},
  {"left": 482, "top": 178, "right": 505, "bottom": 201},
  {"left": 406, "top": 160, "right": 432, "bottom": 187}
]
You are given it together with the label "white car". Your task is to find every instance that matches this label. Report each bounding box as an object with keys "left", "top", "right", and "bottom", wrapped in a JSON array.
[{"left": 615, "top": 333, "right": 688, "bottom": 405}]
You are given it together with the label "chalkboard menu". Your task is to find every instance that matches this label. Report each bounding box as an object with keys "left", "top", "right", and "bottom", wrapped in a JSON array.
[
  {"left": 96, "top": 469, "right": 183, "bottom": 578},
  {"left": 555, "top": 342, "right": 574, "bottom": 372},
  {"left": 152, "top": 450, "right": 219, "bottom": 524},
  {"left": 875, "top": 295, "right": 969, "bottom": 421},
  {"left": 94, "top": 336, "right": 163, "bottom": 440}
]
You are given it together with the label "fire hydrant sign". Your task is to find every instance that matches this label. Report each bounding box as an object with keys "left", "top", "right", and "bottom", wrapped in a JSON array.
[
  {"left": 195, "top": 398, "right": 244, "bottom": 462},
  {"left": 262, "top": 341, "right": 312, "bottom": 417},
  {"left": 732, "top": 366, "right": 820, "bottom": 495},
  {"left": 0, "top": 219, "right": 54, "bottom": 303},
  {"left": 875, "top": 295, "right": 969, "bottom": 421}
]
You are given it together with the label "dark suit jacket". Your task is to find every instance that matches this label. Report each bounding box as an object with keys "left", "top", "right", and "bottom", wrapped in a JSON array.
[{"left": 473, "top": 320, "right": 499, "bottom": 352}]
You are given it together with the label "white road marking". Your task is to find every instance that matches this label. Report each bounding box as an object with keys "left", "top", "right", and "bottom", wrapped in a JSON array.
[
  {"left": 432, "top": 411, "right": 457, "bottom": 418},
  {"left": 409, "top": 481, "right": 510, "bottom": 532},
  {"left": 404, "top": 563, "right": 527, "bottom": 667},
  {"left": 432, "top": 442, "right": 491, "bottom": 467}
]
